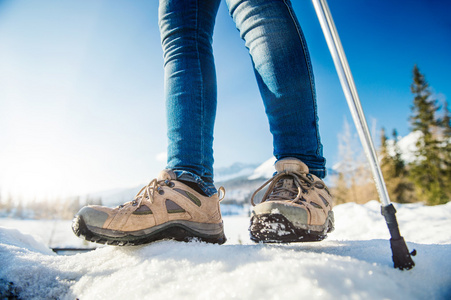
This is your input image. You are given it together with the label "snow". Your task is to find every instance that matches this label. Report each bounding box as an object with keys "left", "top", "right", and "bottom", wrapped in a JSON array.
[
  {"left": 248, "top": 157, "right": 276, "bottom": 180},
  {"left": 1, "top": 201, "right": 451, "bottom": 299},
  {"left": 387, "top": 131, "right": 421, "bottom": 163}
]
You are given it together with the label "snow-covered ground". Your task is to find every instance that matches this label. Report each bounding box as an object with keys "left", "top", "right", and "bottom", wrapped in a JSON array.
[{"left": 1, "top": 201, "right": 450, "bottom": 299}]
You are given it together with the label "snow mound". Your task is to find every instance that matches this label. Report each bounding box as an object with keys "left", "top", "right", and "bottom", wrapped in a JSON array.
[
  {"left": 1, "top": 202, "right": 451, "bottom": 299},
  {"left": 0, "top": 227, "right": 54, "bottom": 256}
]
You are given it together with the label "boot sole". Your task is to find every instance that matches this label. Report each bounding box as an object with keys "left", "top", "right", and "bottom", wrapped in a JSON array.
[
  {"left": 249, "top": 212, "right": 334, "bottom": 243},
  {"left": 72, "top": 215, "right": 227, "bottom": 246}
]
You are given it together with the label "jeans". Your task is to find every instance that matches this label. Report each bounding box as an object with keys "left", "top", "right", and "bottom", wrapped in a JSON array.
[{"left": 159, "top": 0, "right": 326, "bottom": 196}]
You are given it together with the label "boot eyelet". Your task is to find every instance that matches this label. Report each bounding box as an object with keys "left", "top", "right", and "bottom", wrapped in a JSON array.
[
  {"left": 168, "top": 182, "right": 175, "bottom": 188},
  {"left": 307, "top": 174, "right": 314, "bottom": 182},
  {"left": 315, "top": 182, "right": 325, "bottom": 189},
  {"left": 159, "top": 190, "right": 165, "bottom": 195}
]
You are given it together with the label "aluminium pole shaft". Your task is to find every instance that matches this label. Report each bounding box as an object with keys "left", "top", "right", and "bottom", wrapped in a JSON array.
[
  {"left": 311, "top": 0, "right": 390, "bottom": 206},
  {"left": 312, "top": 0, "right": 415, "bottom": 270}
]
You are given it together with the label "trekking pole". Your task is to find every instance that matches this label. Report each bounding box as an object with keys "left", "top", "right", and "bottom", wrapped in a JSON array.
[{"left": 312, "top": 0, "right": 416, "bottom": 270}]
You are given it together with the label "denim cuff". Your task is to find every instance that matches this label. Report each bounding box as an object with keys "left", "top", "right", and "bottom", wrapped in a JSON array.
[
  {"left": 309, "top": 168, "right": 327, "bottom": 179},
  {"left": 171, "top": 170, "right": 218, "bottom": 197},
  {"left": 271, "top": 168, "right": 326, "bottom": 179}
]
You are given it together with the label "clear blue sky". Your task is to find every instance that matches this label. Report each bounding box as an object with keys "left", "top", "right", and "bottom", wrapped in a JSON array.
[{"left": 0, "top": 0, "right": 449, "bottom": 200}]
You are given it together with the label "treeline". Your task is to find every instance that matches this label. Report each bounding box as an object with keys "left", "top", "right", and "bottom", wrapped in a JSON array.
[
  {"left": 332, "top": 65, "right": 451, "bottom": 206},
  {"left": 0, "top": 195, "right": 102, "bottom": 220}
]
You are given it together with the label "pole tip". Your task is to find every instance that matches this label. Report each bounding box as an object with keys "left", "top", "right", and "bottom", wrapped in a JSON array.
[{"left": 390, "top": 237, "right": 416, "bottom": 270}]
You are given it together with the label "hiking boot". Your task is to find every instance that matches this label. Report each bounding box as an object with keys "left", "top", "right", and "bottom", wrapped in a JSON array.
[
  {"left": 249, "top": 158, "right": 334, "bottom": 243},
  {"left": 72, "top": 170, "right": 226, "bottom": 246}
]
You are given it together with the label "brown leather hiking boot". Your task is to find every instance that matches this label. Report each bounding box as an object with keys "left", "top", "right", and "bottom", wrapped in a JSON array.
[
  {"left": 72, "top": 170, "right": 226, "bottom": 246},
  {"left": 249, "top": 158, "right": 334, "bottom": 243}
]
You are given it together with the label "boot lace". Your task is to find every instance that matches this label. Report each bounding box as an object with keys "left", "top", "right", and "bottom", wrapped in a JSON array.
[
  {"left": 118, "top": 178, "right": 172, "bottom": 209},
  {"left": 250, "top": 171, "right": 316, "bottom": 206},
  {"left": 118, "top": 179, "right": 227, "bottom": 209}
]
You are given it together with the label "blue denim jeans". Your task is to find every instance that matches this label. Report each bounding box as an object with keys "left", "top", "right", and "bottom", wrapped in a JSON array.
[{"left": 159, "top": 0, "right": 326, "bottom": 196}]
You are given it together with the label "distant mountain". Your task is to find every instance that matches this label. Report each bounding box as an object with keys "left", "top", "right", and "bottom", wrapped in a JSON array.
[
  {"left": 248, "top": 157, "right": 277, "bottom": 180},
  {"left": 87, "top": 185, "right": 142, "bottom": 207},
  {"left": 214, "top": 162, "right": 260, "bottom": 182},
  {"left": 88, "top": 158, "right": 340, "bottom": 207},
  {"left": 87, "top": 159, "right": 277, "bottom": 207},
  {"left": 215, "top": 157, "right": 276, "bottom": 205}
]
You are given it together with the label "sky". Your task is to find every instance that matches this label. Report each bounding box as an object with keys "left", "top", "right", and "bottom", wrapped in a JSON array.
[{"left": 0, "top": 0, "right": 450, "bottom": 200}]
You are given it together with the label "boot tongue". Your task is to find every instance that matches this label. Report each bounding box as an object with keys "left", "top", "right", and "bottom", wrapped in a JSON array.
[
  {"left": 275, "top": 158, "right": 309, "bottom": 174},
  {"left": 267, "top": 159, "right": 309, "bottom": 201},
  {"left": 158, "top": 169, "right": 177, "bottom": 181},
  {"left": 267, "top": 175, "right": 298, "bottom": 201}
]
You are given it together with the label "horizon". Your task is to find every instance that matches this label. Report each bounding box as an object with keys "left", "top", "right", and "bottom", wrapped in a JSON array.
[{"left": 1, "top": 0, "right": 450, "bottom": 201}]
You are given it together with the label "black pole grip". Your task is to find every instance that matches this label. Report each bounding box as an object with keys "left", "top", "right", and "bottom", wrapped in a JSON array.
[{"left": 381, "top": 204, "right": 416, "bottom": 270}]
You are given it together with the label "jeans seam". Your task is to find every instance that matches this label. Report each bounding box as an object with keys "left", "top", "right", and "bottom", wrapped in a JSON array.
[
  {"left": 281, "top": 0, "right": 316, "bottom": 106},
  {"left": 194, "top": 0, "right": 205, "bottom": 177},
  {"left": 282, "top": 0, "right": 322, "bottom": 158}
]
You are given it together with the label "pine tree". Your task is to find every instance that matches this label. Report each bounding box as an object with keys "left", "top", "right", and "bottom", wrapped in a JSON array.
[
  {"left": 440, "top": 100, "right": 451, "bottom": 136},
  {"left": 380, "top": 128, "right": 392, "bottom": 172},
  {"left": 438, "top": 101, "right": 451, "bottom": 195},
  {"left": 410, "top": 65, "right": 438, "bottom": 136},
  {"left": 390, "top": 130, "right": 404, "bottom": 175},
  {"left": 409, "top": 65, "right": 449, "bottom": 205}
]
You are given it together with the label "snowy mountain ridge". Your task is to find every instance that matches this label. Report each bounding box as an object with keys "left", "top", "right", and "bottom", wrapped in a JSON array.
[
  {"left": 214, "top": 162, "right": 261, "bottom": 182},
  {"left": 91, "top": 157, "right": 338, "bottom": 206},
  {"left": 90, "top": 158, "right": 278, "bottom": 206}
]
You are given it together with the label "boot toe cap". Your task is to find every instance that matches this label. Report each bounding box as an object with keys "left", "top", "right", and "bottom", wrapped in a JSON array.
[
  {"left": 253, "top": 201, "right": 309, "bottom": 227},
  {"left": 76, "top": 206, "right": 109, "bottom": 228}
]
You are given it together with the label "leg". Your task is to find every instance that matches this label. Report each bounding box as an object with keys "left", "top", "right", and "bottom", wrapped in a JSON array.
[
  {"left": 226, "top": 0, "right": 326, "bottom": 178},
  {"left": 160, "top": 0, "right": 221, "bottom": 190},
  {"left": 226, "top": 0, "right": 333, "bottom": 242},
  {"left": 71, "top": 0, "right": 226, "bottom": 246}
]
